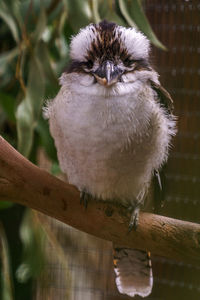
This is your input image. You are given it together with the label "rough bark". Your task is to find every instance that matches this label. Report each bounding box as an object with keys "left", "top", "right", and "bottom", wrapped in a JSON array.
[{"left": 0, "top": 135, "right": 200, "bottom": 265}]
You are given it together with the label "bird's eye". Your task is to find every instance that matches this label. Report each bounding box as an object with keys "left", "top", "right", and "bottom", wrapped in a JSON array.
[
  {"left": 86, "top": 60, "right": 93, "bottom": 69},
  {"left": 123, "top": 58, "right": 137, "bottom": 68}
]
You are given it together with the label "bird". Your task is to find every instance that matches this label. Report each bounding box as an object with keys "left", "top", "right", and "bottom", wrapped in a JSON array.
[{"left": 44, "top": 20, "right": 176, "bottom": 298}]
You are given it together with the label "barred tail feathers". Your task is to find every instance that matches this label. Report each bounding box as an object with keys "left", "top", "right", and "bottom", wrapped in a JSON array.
[{"left": 113, "top": 247, "right": 153, "bottom": 298}]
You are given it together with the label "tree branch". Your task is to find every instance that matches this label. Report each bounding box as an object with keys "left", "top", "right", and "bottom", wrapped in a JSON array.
[{"left": 0, "top": 136, "right": 200, "bottom": 265}]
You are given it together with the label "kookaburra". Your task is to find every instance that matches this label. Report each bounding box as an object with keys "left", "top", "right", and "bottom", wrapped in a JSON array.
[{"left": 44, "top": 20, "right": 176, "bottom": 298}]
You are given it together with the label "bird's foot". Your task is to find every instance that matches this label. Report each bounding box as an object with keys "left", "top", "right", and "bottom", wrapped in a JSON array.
[
  {"left": 128, "top": 206, "right": 140, "bottom": 232},
  {"left": 80, "top": 190, "right": 91, "bottom": 209}
]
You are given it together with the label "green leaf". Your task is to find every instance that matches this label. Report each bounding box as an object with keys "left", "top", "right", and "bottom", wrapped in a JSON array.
[
  {"left": 36, "top": 41, "right": 58, "bottom": 85},
  {"left": 119, "top": 0, "right": 166, "bottom": 50},
  {"left": 36, "top": 117, "right": 57, "bottom": 161},
  {"left": 16, "top": 47, "right": 46, "bottom": 157},
  {"left": 32, "top": 6, "right": 47, "bottom": 43},
  {"left": 104, "top": 10, "right": 126, "bottom": 26},
  {"left": 0, "top": 222, "right": 14, "bottom": 300},
  {"left": 16, "top": 209, "right": 46, "bottom": 283},
  {"left": 26, "top": 53, "right": 45, "bottom": 121},
  {"left": 57, "top": 10, "right": 68, "bottom": 37},
  {"left": 51, "top": 161, "right": 61, "bottom": 175},
  {"left": 0, "top": 202, "right": 14, "bottom": 210},
  {"left": 16, "top": 100, "right": 34, "bottom": 157},
  {"left": 64, "top": 0, "right": 92, "bottom": 32},
  {"left": 98, "top": 0, "right": 126, "bottom": 26},
  {"left": 0, "top": 92, "right": 16, "bottom": 122},
  {"left": 0, "top": 0, "right": 19, "bottom": 43},
  {"left": 91, "top": 0, "right": 101, "bottom": 23},
  {"left": 0, "top": 48, "right": 20, "bottom": 88},
  {"left": 0, "top": 47, "right": 19, "bottom": 73},
  {"left": 5, "top": 0, "right": 24, "bottom": 33},
  {"left": 118, "top": 0, "right": 137, "bottom": 27}
]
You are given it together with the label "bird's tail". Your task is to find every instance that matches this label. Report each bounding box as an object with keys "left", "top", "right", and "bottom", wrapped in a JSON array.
[{"left": 113, "top": 247, "right": 153, "bottom": 298}]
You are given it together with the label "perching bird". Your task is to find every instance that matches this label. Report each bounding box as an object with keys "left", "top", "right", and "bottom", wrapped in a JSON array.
[{"left": 44, "top": 20, "right": 176, "bottom": 298}]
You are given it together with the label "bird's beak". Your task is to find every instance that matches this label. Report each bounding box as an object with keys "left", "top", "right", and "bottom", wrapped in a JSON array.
[{"left": 93, "top": 61, "right": 122, "bottom": 86}]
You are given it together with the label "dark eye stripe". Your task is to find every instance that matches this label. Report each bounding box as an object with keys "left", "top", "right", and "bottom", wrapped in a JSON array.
[
  {"left": 86, "top": 60, "right": 93, "bottom": 69},
  {"left": 123, "top": 58, "right": 137, "bottom": 67},
  {"left": 65, "top": 60, "right": 89, "bottom": 73},
  {"left": 65, "top": 58, "right": 151, "bottom": 75},
  {"left": 123, "top": 58, "right": 149, "bottom": 67}
]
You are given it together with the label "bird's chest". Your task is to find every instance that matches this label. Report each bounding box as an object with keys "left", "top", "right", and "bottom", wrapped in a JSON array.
[
  {"left": 60, "top": 92, "right": 151, "bottom": 158},
  {"left": 51, "top": 89, "right": 160, "bottom": 201}
]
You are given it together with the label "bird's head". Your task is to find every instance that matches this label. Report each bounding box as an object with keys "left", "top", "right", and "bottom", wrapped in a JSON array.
[{"left": 67, "top": 20, "right": 151, "bottom": 87}]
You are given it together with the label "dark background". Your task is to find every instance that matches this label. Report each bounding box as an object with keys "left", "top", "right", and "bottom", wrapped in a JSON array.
[{"left": 146, "top": 1, "right": 200, "bottom": 299}]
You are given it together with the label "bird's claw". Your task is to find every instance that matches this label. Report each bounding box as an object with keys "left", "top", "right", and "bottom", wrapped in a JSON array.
[{"left": 80, "top": 191, "right": 91, "bottom": 209}]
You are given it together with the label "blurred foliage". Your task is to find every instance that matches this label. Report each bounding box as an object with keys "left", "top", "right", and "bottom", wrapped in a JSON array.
[
  {"left": 0, "top": 222, "right": 14, "bottom": 300},
  {"left": 15, "top": 210, "right": 46, "bottom": 284},
  {"left": 0, "top": 0, "right": 165, "bottom": 299}
]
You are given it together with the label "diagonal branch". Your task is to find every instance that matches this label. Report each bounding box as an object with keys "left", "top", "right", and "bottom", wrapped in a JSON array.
[{"left": 0, "top": 135, "right": 200, "bottom": 265}]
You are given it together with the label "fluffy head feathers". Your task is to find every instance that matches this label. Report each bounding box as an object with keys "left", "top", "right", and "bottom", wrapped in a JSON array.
[{"left": 69, "top": 20, "right": 150, "bottom": 72}]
